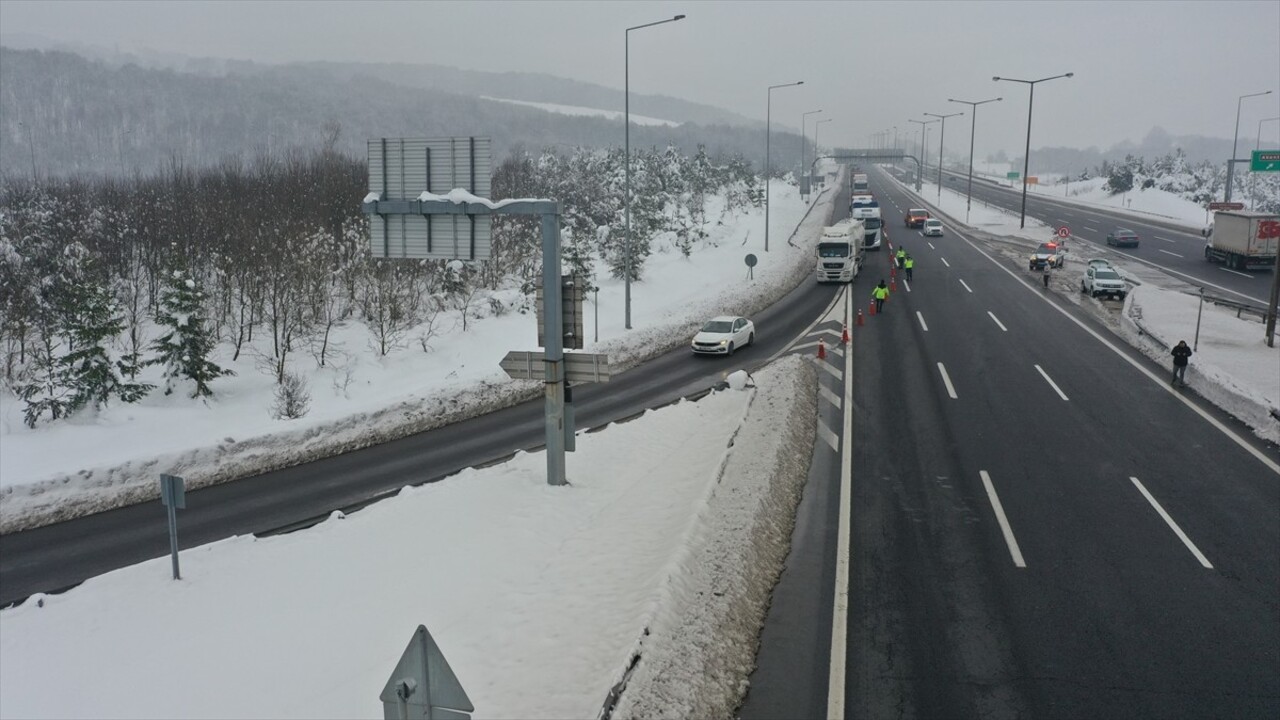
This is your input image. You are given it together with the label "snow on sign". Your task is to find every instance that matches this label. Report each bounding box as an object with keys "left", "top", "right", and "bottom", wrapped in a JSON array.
[{"left": 363, "top": 137, "right": 492, "bottom": 261}]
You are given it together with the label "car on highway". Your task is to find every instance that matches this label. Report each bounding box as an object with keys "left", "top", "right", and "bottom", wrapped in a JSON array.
[
  {"left": 1081, "top": 265, "right": 1127, "bottom": 299},
  {"left": 691, "top": 315, "right": 755, "bottom": 356},
  {"left": 922, "top": 218, "right": 944, "bottom": 237},
  {"left": 1028, "top": 241, "right": 1066, "bottom": 270},
  {"left": 1106, "top": 228, "right": 1140, "bottom": 248},
  {"left": 904, "top": 208, "right": 930, "bottom": 228}
]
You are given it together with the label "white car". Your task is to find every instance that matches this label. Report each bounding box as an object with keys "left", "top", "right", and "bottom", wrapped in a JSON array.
[
  {"left": 1081, "top": 265, "right": 1126, "bottom": 300},
  {"left": 922, "top": 218, "right": 944, "bottom": 237},
  {"left": 691, "top": 315, "right": 755, "bottom": 356}
]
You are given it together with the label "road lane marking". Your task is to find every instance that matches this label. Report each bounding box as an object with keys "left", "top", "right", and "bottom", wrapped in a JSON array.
[
  {"left": 816, "top": 418, "right": 839, "bottom": 452},
  {"left": 1158, "top": 249, "right": 1183, "bottom": 258},
  {"left": 1130, "top": 477, "right": 1214, "bottom": 569},
  {"left": 944, "top": 223, "right": 1280, "bottom": 475},
  {"left": 959, "top": 278, "right": 973, "bottom": 293},
  {"left": 981, "top": 471, "right": 1027, "bottom": 568},
  {"left": 1034, "top": 364, "right": 1069, "bottom": 401},
  {"left": 941, "top": 257, "right": 951, "bottom": 267},
  {"left": 1156, "top": 236, "right": 1176, "bottom": 243},
  {"left": 1219, "top": 268, "right": 1252, "bottom": 278},
  {"left": 937, "top": 362, "right": 958, "bottom": 398},
  {"left": 814, "top": 356, "right": 843, "bottom": 381},
  {"left": 988, "top": 312, "right": 1008, "bottom": 331},
  {"left": 827, "top": 283, "right": 855, "bottom": 719},
  {"left": 1084, "top": 225, "right": 1099, "bottom": 232},
  {"left": 928, "top": 241, "right": 936, "bottom": 250},
  {"left": 916, "top": 311, "right": 929, "bottom": 331},
  {"left": 819, "top": 384, "right": 842, "bottom": 409}
]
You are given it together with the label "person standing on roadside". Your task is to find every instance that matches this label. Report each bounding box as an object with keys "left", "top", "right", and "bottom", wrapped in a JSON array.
[
  {"left": 872, "top": 279, "right": 889, "bottom": 312},
  {"left": 1042, "top": 262, "right": 1052, "bottom": 288},
  {"left": 904, "top": 253, "right": 914, "bottom": 281},
  {"left": 1171, "top": 340, "right": 1192, "bottom": 387},
  {"left": 896, "top": 246, "right": 906, "bottom": 269}
]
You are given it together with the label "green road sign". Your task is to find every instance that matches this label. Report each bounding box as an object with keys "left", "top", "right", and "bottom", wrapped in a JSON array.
[
  {"left": 1007, "top": 171, "right": 1020, "bottom": 179},
  {"left": 1251, "top": 150, "right": 1280, "bottom": 173}
]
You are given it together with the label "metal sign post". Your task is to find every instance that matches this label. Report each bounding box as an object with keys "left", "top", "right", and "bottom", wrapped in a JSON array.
[
  {"left": 159, "top": 474, "right": 185, "bottom": 580},
  {"left": 380, "top": 625, "right": 473, "bottom": 720}
]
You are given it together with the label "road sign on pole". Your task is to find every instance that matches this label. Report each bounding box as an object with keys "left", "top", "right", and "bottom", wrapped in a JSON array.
[
  {"left": 1208, "top": 201, "right": 1245, "bottom": 211},
  {"left": 159, "top": 474, "right": 185, "bottom": 580},
  {"left": 501, "top": 351, "right": 612, "bottom": 384},
  {"left": 1251, "top": 150, "right": 1280, "bottom": 173},
  {"left": 380, "top": 625, "right": 473, "bottom": 720},
  {"left": 1056, "top": 226, "right": 1070, "bottom": 239}
]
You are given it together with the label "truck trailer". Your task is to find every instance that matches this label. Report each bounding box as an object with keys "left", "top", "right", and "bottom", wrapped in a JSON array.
[
  {"left": 1203, "top": 211, "right": 1280, "bottom": 271},
  {"left": 817, "top": 219, "right": 866, "bottom": 283}
]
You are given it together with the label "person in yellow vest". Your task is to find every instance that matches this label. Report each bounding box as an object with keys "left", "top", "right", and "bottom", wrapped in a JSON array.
[
  {"left": 896, "top": 246, "right": 906, "bottom": 268},
  {"left": 904, "top": 253, "right": 914, "bottom": 281},
  {"left": 872, "top": 279, "right": 889, "bottom": 312}
]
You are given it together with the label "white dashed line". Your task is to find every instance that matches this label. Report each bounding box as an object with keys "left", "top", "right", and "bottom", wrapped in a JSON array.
[
  {"left": 819, "top": 384, "right": 842, "bottom": 408},
  {"left": 816, "top": 418, "right": 839, "bottom": 452},
  {"left": 1156, "top": 236, "right": 1176, "bottom": 243},
  {"left": 981, "top": 471, "right": 1026, "bottom": 568},
  {"left": 959, "top": 278, "right": 973, "bottom": 293},
  {"left": 928, "top": 242, "right": 936, "bottom": 250},
  {"left": 1084, "top": 225, "right": 1099, "bottom": 232},
  {"left": 940, "top": 257, "right": 951, "bottom": 267},
  {"left": 1158, "top": 249, "right": 1183, "bottom": 258},
  {"left": 988, "top": 311, "right": 1008, "bottom": 331},
  {"left": 1034, "top": 364, "right": 1069, "bottom": 401},
  {"left": 903, "top": 279, "right": 912, "bottom": 292},
  {"left": 1130, "top": 477, "right": 1214, "bottom": 569},
  {"left": 916, "top": 311, "right": 929, "bottom": 331},
  {"left": 937, "top": 362, "right": 958, "bottom": 399}
]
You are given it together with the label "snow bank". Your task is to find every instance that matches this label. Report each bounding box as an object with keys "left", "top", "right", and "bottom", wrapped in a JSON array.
[{"left": 611, "top": 354, "right": 819, "bottom": 718}]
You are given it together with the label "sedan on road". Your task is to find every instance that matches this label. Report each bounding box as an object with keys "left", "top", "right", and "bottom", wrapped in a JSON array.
[
  {"left": 691, "top": 315, "right": 755, "bottom": 356},
  {"left": 1106, "top": 228, "right": 1140, "bottom": 248}
]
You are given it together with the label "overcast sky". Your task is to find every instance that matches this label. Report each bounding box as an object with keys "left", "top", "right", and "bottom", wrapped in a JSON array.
[{"left": 3, "top": 0, "right": 1278, "bottom": 159}]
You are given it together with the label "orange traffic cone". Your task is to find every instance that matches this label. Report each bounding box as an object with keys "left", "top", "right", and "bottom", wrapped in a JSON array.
[
  {"left": 842, "top": 324, "right": 850, "bottom": 344},
  {"left": 890, "top": 265, "right": 896, "bottom": 278},
  {"left": 869, "top": 300, "right": 877, "bottom": 316},
  {"left": 890, "top": 278, "right": 897, "bottom": 293},
  {"left": 818, "top": 339, "right": 827, "bottom": 359},
  {"left": 857, "top": 309, "right": 865, "bottom": 326}
]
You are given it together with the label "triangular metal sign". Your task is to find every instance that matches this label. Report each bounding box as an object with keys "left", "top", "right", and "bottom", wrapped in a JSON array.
[{"left": 380, "top": 625, "right": 474, "bottom": 720}]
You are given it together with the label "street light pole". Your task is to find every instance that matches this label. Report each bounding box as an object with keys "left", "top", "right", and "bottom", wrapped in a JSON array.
[
  {"left": 765, "top": 80, "right": 803, "bottom": 252},
  {"left": 1226, "top": 90, "right": 1272, "bottom": 203},
  {"left": 802, "top": 109, "right": 823, "bottom": 193},
  {"left": 924, "top": 111, "right": 963, "bottom": 202},
  {"left": 1253, "top": 115, "right": 1280, "bottom": 209},
  {"left": 949, "top": 96, "right": 1002, "bottom": 223},
  {"left": 994, "top": 72, "right": 1073, "bottom": 228},
  {"left": 814, "top": 118, "right": 832, "bottom": 161},
  {"left": 907, "top": 118, "right": 936, "bottom": 191},
  {"left": 624, "top": 13, "right": 685, "bottom": 330}
]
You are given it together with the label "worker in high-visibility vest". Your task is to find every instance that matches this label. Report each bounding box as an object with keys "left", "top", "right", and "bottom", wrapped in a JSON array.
[
  {"left": 896, "top": 247, "right": 906, "bottom": 268},
  {"left": 872, "top": 280, "right": 889, "bottom": 312},
  {"left": 904, "top": 254, "right": 914, "bottom": 281}
]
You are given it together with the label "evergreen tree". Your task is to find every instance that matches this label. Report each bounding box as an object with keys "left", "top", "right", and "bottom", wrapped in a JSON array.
[
  {"left": 148, "top": 268, "right": 232, "bottom": 398},
  {"left": 60, "top": 278, "right": 153, "bottom": 412}
]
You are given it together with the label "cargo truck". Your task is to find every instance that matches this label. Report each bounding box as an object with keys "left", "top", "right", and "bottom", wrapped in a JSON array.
[
  {"left": 852, "top": 173, "right": 869, "bottom": 194},
  {"left": 817, "top": 219, "right": 866, "bottom": 283},
  {"left": 1203, "top": 211, "right": 1280, "bottom": 271}
]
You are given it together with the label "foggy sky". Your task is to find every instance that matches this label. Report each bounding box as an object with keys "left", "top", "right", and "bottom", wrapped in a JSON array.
[{"left": 3, "top": 0, "right": 1279, "bottom": 161}]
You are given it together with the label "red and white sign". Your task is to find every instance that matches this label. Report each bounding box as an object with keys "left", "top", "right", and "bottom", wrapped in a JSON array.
[{"left": 1056, "top": 226, "right": 1071, "bottom": 238}]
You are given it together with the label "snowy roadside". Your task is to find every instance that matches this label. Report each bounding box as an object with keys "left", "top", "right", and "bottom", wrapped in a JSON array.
[
  {"left": 885, "top": 168, "right": 1280, "bottom": 446},
  {"left": 612, "top": 355, "right": 817, "bottom": 719},
  {"left": 0, "top": 354, "right": 819, "bottom": 720},
  {"left": 0, "top": 178, "right": 839, "bottom": 534}
]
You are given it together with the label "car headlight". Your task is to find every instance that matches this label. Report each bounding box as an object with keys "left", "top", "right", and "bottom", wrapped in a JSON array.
[{"left": 719, "top": 339, "right": 729, "bottom": 345}]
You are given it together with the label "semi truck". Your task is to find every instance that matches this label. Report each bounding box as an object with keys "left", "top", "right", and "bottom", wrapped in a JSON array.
[
  {"left": 817, "top": 219, "right": 866, "bottom": 283},
  {"left": 1203, "top": 211, "right": 1280, "bottom": 271},
  {"left": 852, "top": 173, "right": 870, "bottom": 194}
]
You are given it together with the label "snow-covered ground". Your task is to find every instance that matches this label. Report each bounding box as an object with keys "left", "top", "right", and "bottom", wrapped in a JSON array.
[
  {"left": 480, "top": 96, "right": 679, "bottom": 127},
  {"left": 0, "top": 178, "right": 824, "bottom": 531},
  {"left": 2, "top": 162, "right": 1276, "bottom": 719}
]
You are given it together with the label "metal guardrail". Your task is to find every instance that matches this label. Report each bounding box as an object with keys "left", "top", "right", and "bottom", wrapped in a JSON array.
[{"left": 1200, "top": 292, "right": 1269, "bottom": 322}]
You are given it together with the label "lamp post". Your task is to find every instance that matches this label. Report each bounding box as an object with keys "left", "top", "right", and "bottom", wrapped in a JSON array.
[
  {"left": 624, "top": 13, "right": 685, "bottom": 330},
  {"left": 924, "top": 111, "right": 963, "bottom": 202},
  {"left": 994, "top": 72, "right": 1073, "bottom": 228},
  {"left": 949, "top": 96, "right": 1002, "bottom": 223},
  {"left": 814, "top": 118, "right": 832, "bottom": 159},
  {"left": 1226, "top": 90, "right": 1273, "bottom": 203},
  {"left": 1253, "top": 115, "right": 1280, "bottom": 209},
  {"left": 766, "top": 80, "right": 804, "bottom": 252},
  {"left": 907, "top": 118, "right": 936, "bottom": 191},
  {"left": 802, "top": 109, "right": 823, "bottom": 192}
]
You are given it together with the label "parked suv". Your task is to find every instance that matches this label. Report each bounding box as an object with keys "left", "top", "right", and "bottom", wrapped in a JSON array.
[{"left": 1081, "top": 265, "right": 1126, "bottom": 299}]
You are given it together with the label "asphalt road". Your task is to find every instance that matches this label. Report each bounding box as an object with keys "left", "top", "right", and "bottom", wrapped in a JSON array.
[
  {"left": 744, "top": 167, "right": 1280, "bottom": 718},
  {"left": 0, "top": 189, "right": 842, "bottom": 607},
  {"left": 901, "top": 164, "right": 1270, "bottom": 305}
]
